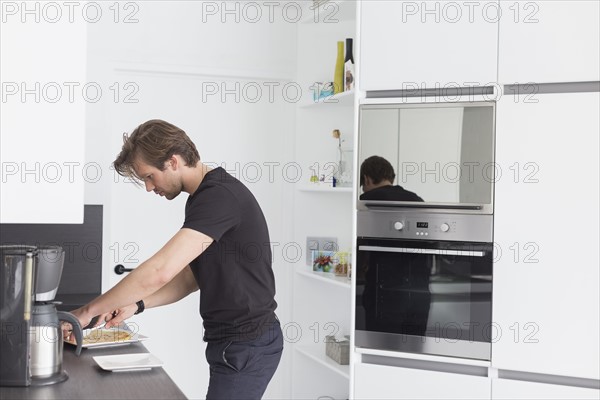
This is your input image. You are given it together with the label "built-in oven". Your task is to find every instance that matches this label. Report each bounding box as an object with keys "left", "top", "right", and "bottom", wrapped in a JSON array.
[{"left": 355, "top": 210, "right": 493, "bottom": 361}]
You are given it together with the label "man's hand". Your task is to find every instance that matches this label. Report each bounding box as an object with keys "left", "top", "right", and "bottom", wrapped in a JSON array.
[
  {"left": 62, "top": 306, "right": 94, "bottom": 342},
  {"left": 62, "top": 305, "right": 137, "bottom": 342},
  {"left": 71, "top": 306, "right": 97, "bottom": 329},
  {"left": 104, "top": 303, "right": 138, "bottom": 329}
]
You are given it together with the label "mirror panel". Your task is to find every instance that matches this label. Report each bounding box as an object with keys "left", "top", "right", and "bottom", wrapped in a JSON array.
[{"left": 358, "top": 102, "right": 495, "bottom": 210}]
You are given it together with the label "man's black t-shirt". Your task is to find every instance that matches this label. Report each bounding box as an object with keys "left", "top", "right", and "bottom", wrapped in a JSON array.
[
  {"left": 359, "top": 185, "right": 424, "bottom": 202},
  {"left": 182, "top": 168, "right": 277, "bottom": 342}
]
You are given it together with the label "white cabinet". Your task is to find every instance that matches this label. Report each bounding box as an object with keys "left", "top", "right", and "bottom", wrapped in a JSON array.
[
  {"left": 493, "top": 92, "right": 600, "bottom": 380},
  {"left": 354, "top": 363, "right": 491, "bottom": 400},
  {"left": 360, "top": 0, "right": 498, "bottom": 91},
  {"left": 0, "top": 16, "right": 86, "bottom": 223},
  {"left": 498, "top": 1, "right": 600, "bottom": 84},
  {"left": 492, "top": 378, "right": 600, "bottom": 400}
]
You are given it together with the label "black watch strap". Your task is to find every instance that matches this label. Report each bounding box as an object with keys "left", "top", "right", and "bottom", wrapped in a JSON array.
[{"left": 134, "top": 300, "right": 145, "bottom": 315}]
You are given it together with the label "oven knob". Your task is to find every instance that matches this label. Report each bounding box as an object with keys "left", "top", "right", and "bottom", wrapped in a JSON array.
[
  {"left": 393, "top": 221, "right": 404, "bottom": 231},
  {"left": 440, "top": 223, "right": 450, "bottom": 232}
]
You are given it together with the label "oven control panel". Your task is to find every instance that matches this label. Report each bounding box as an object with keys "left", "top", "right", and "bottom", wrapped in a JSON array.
[
  {"left": 358, "top": 211, "right": 493, "bottom": 242},
  {"left": 394, "top": 218, "right": 458, "bottom": 237}
]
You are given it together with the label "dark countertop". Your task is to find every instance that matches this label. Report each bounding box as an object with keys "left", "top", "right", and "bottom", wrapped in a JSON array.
[{"left": 0, "top": 342, "right": 186, "bottom": 400}]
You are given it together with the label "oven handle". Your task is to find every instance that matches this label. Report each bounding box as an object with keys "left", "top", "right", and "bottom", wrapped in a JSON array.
[{"left": 358, "top": 245, "right": 486, "bottom": 257}]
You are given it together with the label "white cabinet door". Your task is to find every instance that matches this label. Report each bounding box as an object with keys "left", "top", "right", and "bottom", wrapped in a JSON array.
[
  {"left": 498, "top": 1, "right": 600, "bottom": 84},
  {"left": 492, "top": 378, "right": 600, "bottom": 400},
  {"left": 493, "top": 92, "right": 600, "bottom": 380},
  {"left": 0, "top": 15, "right": 86, "bottom": 223},
  {"left": 360, "top": 1, "right": 499, "bottom": 91},
  {"left": 354, "top": 363, "right": 491, "bottom": 400}
]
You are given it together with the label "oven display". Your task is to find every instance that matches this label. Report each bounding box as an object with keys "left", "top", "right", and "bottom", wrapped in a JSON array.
[{"left": 416, "top": 222, "right": 428, "bottom": 229}]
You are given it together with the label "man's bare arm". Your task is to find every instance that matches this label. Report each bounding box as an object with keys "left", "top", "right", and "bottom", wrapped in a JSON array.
[
  {"left": 145, "top": 264, "right": 199, "bottom": 308},
  {"left": 104, "top": 265, "right": 198, "bottom": 328},
  {"left": 72, "top": 228, "right": 211, "bottom": 327}
]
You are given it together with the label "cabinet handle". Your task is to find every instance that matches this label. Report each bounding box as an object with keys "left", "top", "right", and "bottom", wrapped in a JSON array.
[{"left": 114, "top": 264, "right": 134, "bottom": 275}]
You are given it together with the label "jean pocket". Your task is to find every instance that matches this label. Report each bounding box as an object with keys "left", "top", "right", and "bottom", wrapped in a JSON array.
[{"left": 222, "top": 342, "right": 251, "bottom": 372}]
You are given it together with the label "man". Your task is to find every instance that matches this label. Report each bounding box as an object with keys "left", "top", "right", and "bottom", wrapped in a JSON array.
[
  {"left": 359, "top": 155, "right": 429, "bottom": 336},
  {"left": 359, "top": 155, "right": 423, "bottom": 201},
  {"left": 69, "top": 119, "right": 282, "bottom": 399}
]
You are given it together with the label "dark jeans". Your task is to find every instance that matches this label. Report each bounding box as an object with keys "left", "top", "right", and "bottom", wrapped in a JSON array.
[{"left": 205, "top": 320, "right": 283, "bottom": 400}]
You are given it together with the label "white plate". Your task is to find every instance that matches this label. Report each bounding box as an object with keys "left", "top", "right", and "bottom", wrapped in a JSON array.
[
  {"left": 93, "top": 353, "right": 163, "bottom": 371},
  {"left": 66, "top": 325, "right": 148, "bottom": 349}
]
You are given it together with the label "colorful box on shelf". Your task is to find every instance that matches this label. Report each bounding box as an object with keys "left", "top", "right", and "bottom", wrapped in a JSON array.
[
  {"left": 312, "top": 250, "right": 351, "bottom": 277},
  {"left": 312, "top": 82, "right": 334, "bottom": 101}
]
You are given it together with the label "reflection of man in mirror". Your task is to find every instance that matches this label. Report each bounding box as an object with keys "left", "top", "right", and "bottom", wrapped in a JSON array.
[{"left": 359, "top": 156, "right": 424, "bottom": 201}]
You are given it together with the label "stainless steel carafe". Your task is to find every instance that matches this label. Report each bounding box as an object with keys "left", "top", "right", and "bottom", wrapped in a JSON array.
[{"left": 29, "top": 304, "right": 82, "bottom": 384}]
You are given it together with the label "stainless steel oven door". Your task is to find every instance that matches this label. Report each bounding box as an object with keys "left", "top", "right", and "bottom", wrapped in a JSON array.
[{"left": 355, "top": 238, "right": 493, "bottom": 360}]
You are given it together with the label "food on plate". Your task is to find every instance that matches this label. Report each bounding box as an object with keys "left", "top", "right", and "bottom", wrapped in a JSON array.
[
  {"left": 84, "top": 329, "right": 132, "bottom": 344},
  {"left": 67, "top": 329, "right": 133, "bottom": 345}
]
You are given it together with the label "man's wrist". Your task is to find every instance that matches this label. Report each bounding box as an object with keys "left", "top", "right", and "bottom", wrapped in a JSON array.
[
  {"left": 81, "top": 303, "right": 96, "bottom": 320},
  {"left": 134, "top": 300, "right": 145, "bottom": 315}
]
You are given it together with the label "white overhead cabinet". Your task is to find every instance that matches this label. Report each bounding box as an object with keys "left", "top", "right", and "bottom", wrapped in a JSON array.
[
  {"left": 498, "top": 1, "right": 600, "bottom": 84},
  {"left": 0, "top": 13, "right": 86, "bottom": 223},
  {"left": 360, "top": 0, "right": 499, "bottom": 91},
  {"left": 493, "top": 91, "right": 600, "bottom": 381}
]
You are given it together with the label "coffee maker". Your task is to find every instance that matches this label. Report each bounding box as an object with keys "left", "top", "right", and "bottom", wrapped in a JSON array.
[{"left": 0, "top": 245, "right": 83, "bottom": 386}]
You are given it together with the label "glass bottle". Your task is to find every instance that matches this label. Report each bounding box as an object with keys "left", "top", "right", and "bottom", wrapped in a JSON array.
[
  {"left": 344, "top": 38, "right": 355, "bottom": 91},
  {"left": 334, "top": 41, "right": 344, "bottom": 94}
]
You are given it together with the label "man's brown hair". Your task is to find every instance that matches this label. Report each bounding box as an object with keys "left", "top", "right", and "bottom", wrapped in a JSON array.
[
  {"left": 359, "top": 155, "right": 396, "bottom": 186},
  {"left": 113, "top": 119, "right": 200, "bottom": 182}
]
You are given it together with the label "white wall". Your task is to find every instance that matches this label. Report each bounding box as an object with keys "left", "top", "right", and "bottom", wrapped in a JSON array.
[{"left": 83, "top": 2, "right": 298, "bottom": 398}]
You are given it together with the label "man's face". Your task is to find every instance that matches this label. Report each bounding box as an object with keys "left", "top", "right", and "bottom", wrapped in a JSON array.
[{"left": 134, "top": 158, "right": 182, "bottom": 200}]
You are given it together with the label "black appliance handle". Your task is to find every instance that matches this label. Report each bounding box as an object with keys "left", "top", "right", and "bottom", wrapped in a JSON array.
[
  {"left": 114, "top": 264, "right": 134, "bottom": 275},
  {"left": 358, "top": 245, "right": 485, "bottom": 257},
  {"left": 58, "top": 311, "right": 83, "bottom": 356}
]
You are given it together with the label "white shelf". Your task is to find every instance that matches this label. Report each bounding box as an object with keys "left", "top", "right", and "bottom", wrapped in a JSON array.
[
  {"left": 301, "top": 0, "right": 356, "bottom": 24},
  {"left": 301, "top": 90, "right": 355, "bottom": 108},
  {"left": 295, "top": 345, "right": 350, "bottom": 379},
  {"left": 297, "top": 184, "right": 353, "bottom": 193},
  {"left": 295, "top": 266, "right": 351, "bottom": 289}
]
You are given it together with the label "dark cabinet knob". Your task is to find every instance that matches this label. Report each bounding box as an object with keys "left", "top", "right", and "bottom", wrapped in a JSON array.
[{"left": 114, "top": 264, "right": 134, "bottom": 275}]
